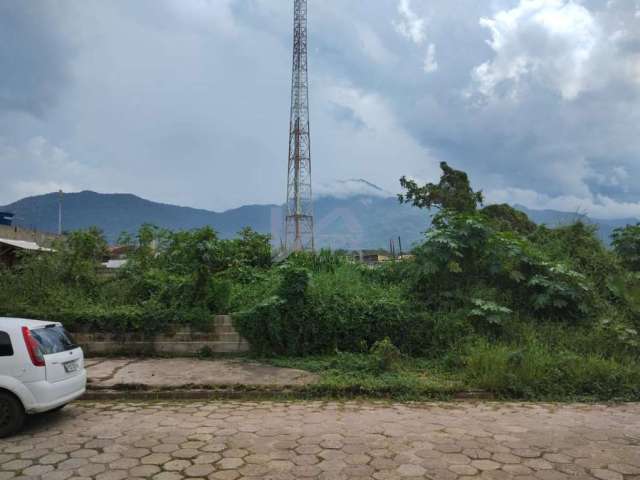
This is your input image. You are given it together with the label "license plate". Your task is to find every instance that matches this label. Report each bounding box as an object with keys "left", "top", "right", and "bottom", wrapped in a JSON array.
[{"left": 64, "top": 360, "right": 79, "bottom": 373}]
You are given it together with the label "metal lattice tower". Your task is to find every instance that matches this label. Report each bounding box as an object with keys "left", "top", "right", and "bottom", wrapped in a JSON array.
[{"left": 284, "top": 0, "right": 314, "bottom": 253}]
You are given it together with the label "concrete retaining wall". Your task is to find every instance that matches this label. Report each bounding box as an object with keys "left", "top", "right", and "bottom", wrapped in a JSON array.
[{"left": 72, "top": 315, "right": 250, "bottom": 355}]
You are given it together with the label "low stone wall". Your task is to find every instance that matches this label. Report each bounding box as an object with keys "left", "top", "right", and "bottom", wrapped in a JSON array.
[{"left": 72, "top": 315, "right": 250, "bottom": 356}]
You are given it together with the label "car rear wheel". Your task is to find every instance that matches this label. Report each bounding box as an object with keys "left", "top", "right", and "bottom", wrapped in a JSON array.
[{"left": 0, "top": 392, "right": 25, "bottom": 438}]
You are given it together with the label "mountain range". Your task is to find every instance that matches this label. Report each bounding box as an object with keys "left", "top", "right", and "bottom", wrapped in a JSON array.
[{"left": 2, "top": 180, "right": 637, "bottom": 249}]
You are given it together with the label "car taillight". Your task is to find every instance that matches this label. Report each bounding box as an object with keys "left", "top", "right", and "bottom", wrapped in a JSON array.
[{"left": 21, "top": 327, "right": 45, "bottom": 367}]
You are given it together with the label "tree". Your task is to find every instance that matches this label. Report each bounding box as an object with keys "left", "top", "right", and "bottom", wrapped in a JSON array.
[
  {"left": 481, "top": 204, "right": 536, "bottom": 235},
  {"left": 399, "top": 162, "right": 483, "bottom": 213},
  {"left": 234, "top": 227, "right": 272, "bottom": 269},
  {"left": 57, "top": 227, "right": 108, "bottom": 287},
  {"left": 612, "top": 224, "right": 640, "bottom": 272}
]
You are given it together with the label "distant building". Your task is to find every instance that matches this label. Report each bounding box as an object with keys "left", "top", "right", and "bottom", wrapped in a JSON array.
[
  {"left": 0, "top": 224, "right": 61, "bottom": 247},
  {"left": 352, "top": 250, "right": 391, "bottom": 265},
  {"left": 99, "top": 245, "right": 131, "bottom": 271},
  {"left": 0, "top": 238, "right": 54, "bottom": 267},
  {"left": 350, "top": 250, "right": 415, "bottom": 265},
  {"left": 107, "top": 245, "right": 132, "bottom": 260},
  {"left": 101, "top": 259, "right": 128, "bottom": 270}
]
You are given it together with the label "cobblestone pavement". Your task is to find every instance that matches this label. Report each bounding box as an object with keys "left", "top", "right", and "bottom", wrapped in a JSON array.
[{"left": 1, "top": 401, "right": 639, "bottom": 480}]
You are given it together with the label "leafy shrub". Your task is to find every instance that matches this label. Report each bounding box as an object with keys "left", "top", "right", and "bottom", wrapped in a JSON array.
[
  {"left": 286, "top": 249, "right": 351, "bottom": 273},
  {"left": 407, "top": 211, "right": 593, "bottom": 322},
  {"left": 481, "top": 204, "right": 536, "bottom": 235},
  {"left": 607, "top": 272, "right": 640, "bottom": 314},
  {"left": 612, "top": 223, "right": 640, "bottom": 272},
  {"left": 464, "top": 340, "right": 640, "bottom": 399},
  {"left": 468, "top": 299, "right": 512, "bottom": 334},
  {"left": 399, "top": 161, "right": 483, "bottom": 213},
  {"left": 233, "top": 265, "right": 313, "bottom": 356},
  {"left": 1, "top": 226, "right": 268, "bottom": 335},
  {"left": 2, "top": 161, "right": 640, "bottom": 400},
  {"left": 369, "top": 338, "right": 402, "bottom": 373},
  {"left": 400, "top": 311, "right": 473, "bottom": 358},
  {"left": 532, "top": 221, "right": 618, "bottom": 292},
  {"left": 1, "top": 303, "right": 175, "bottom": 334},
  {"left": 234, "top": 263, "right": 415, "bottom": 356}
]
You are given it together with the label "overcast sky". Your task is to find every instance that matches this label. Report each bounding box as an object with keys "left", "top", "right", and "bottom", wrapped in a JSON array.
[{"left": 1, "top": 0, "right": 639, "bottom": 218}]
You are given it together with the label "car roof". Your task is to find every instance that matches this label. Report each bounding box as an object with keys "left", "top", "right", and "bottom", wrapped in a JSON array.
[{"left": 0, "top": 318, "right": 61, "bottom": 330}]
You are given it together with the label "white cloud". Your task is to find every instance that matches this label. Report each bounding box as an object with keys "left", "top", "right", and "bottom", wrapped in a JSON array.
[
  {"left": 393, "top": 0, "right": 426, "bottom": 45},
  {"left": 392, "top": 1, "right": 438, "bottom": 75},
  {"left": 356, "top": 23, "right": 396, "bottom": 65},
  {"left": 423, "top": 43, "right": 439, "bottom": 73},
  {"left": 486, "top": 187, "right": 640, "bottom": 220},
  {"left": 0, "top": 137, "right": 110, "bottom": 205},
  {"left": 1, "top": 0, "right": 638, "bottom": 222},
  {"left": 314, "top": 81, "right": 441, "bottom": 194},
  {"left": 472, "top": 0, "right": 603, "bottom": 100},
  {"left": 12, "top": 180, "right": 77, "bottom": 200},
  {"left": 315, "top": 179, "right": 392, "bottom": 199}
]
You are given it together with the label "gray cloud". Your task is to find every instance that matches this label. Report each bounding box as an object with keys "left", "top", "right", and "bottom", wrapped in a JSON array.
[
  {"left": 0, "top": 0, "right": 638, "bottom": 220},
  {"left": 0, "top": 2, "right": 71, "bottom": 116}
]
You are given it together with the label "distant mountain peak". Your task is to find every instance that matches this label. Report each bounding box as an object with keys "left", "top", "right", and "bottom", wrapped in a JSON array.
[{"left": 315, "top": 179, "right": 392, "bottom": 199}]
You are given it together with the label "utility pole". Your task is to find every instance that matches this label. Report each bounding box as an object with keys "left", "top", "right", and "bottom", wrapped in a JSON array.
[
  {"left": 284, "top": 0, "right": 314, "bottom": 252},
  {"left": 58, "top": 190, "right": 63, "bottom": 235}
]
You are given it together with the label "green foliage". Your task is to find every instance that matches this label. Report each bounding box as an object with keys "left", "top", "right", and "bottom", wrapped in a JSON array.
[
  {"left": 408, "top": 211, "right": 593, "bottom": 322},
  {"left": 532, "top": 221, "right": 618, "bottom": 289},
  {"left": 399, "top": 162, "right": 483, "bottom": 214},
  {"left": 607, "top": 272, "right": 640, "bottom": 315},
  {"left": 3, "top": 162, "right": 640, "bottom": 401},
  {"left": 268, "top": 354, "right": 462, "bottom": 398},
  {"left": 481, "top": 204, "right": 536, "bottom": 235},
  {"left": 369, "top": 338, "right": 402, "bottom": 373},
  {"left": 468, "top": 299, "right": 512, "bottom": 331},
  {"left": 226, "top": 163, "right": 640, "bottom": 401},
  {"left": 234, "top": 262, "right": 414, "bottom": 356},
  {"left": 464, "top": 340, "right": 640, "bottom": 400},
  {"left": 285, "top": 249, "right": 350, "bottom": 273},
  {"left": 0, "top": 225, "right": 271, "bottom": 333},
  {"left": 612, "top": 223, "right": 640, "bottom": 271},
  {"left": 233, "top": 265, "right": 311, "bottom": 356}
]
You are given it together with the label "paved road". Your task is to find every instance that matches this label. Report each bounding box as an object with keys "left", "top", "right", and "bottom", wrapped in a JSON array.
[{"left": 1, "top": 401, "right": 639, "bottom": 479}]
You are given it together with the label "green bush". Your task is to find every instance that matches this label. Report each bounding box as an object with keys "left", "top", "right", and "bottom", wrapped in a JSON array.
[
  {"left": 464, "top": 340, "right": 640, "bottom": 400},
  {"left": 234, "top": 263, "right": 415, "bottom": 356},
  {"left": 406, "top": 211, "right": 594, "bottom": 323},
  {"left": 481, "top": 204, "right": 536, "bottom": 235},
  {"left": 612, "top": 223, "right": 640, "bottom": 272},
  {"left": 3, "top": 162, "right": 640, "bottom": 401},
  {"left": 0, "top": 302, "right": 217, "bottom": 335},
  {"left": 369, "top": 338, "right": 402, "bottom": 373},
  {"left": 0, "top": 225, "right": 268, "bottom": 334}
]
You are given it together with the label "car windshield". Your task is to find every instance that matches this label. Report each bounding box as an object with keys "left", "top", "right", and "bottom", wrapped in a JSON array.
[{"left": 30, "top": 325, "right": 78, "bottom": 355}]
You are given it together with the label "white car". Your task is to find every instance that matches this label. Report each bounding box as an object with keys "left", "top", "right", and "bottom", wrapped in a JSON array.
[{"left": 0, "top": 318, "right": 86, "bottom": 437}]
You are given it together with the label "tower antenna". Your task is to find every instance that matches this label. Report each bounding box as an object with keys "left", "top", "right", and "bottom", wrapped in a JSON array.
[
  {"left": 284, "top": 0, "right": 314, "bottom": 252},
  {"left": 58, "top": 190, "right": 63, "bottom": 235}
]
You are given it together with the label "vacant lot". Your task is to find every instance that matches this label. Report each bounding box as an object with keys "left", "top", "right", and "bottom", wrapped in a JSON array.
[{"left": 2, "top": 401, "right": 639, "bottom": 479}]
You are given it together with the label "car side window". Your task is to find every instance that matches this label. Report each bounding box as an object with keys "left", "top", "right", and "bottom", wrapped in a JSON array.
[{"left": 0, "top": 331, "right": 13, "bottom": 357}]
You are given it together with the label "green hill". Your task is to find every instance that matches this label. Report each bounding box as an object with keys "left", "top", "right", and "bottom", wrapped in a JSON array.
[{"left": 2, "top": 184, "right": 636, "bottom": 248}]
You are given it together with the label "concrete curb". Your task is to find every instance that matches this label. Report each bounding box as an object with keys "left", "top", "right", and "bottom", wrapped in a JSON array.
[{"left": 82, "top": 386, "right": 493, "bottom": 401}]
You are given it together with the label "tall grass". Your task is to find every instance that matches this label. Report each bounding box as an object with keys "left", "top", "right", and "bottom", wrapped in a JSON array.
[{"left": 465, "top": 339, "right": 640, "bottom": 400}]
